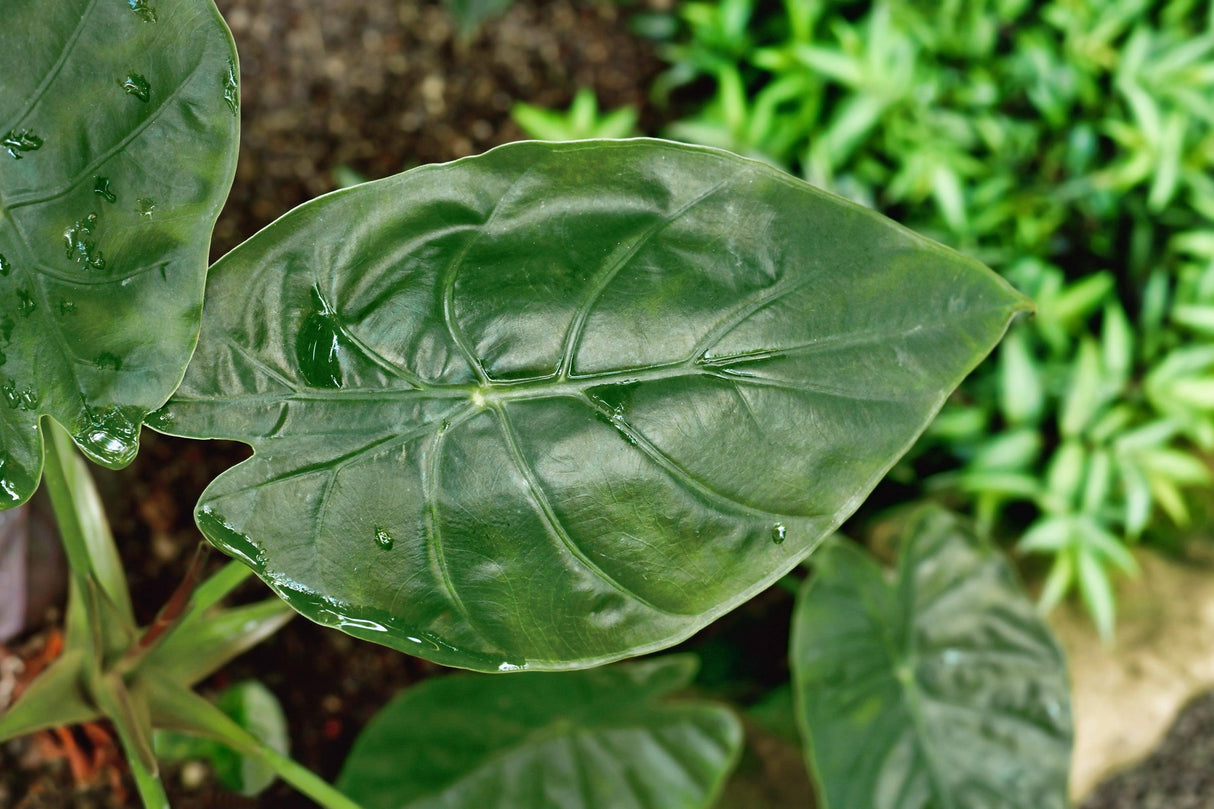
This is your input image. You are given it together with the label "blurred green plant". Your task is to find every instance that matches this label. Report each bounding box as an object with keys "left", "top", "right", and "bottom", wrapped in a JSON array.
[
  {"left": 512, "top": 88, "right": 640, "bottom": 140},
  {"left": 649, "top": 0, "right": 1214, "bottom": 637}
]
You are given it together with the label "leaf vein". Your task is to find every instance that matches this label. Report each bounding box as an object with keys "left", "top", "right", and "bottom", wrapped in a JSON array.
[{"left": 492, "top": 403, "right": 686, "bottom": 618}]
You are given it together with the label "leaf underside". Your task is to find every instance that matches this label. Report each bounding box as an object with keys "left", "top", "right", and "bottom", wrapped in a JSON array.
[
  {"left": 0, "top": 0, "right": 239, "bottom": 505},
  {"left": 791, "top": 508, "right": 1073, "bottom": 809},
  {"left": 156, "top": 139, "right": 1029, "bottom": 671},
  {"left": 336, "top": 655, "right": 742, "bottom": 809}
]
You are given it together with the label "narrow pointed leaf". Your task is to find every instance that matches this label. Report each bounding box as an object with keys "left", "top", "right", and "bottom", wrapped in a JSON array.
[
  {"left": 0, "top": 650, "right": 99, "bottom": 741},
  {"left": 0, "top": 0, "right": 239, "bottom": 505},
  {"left": 791, "top": 508, "right": 1072, "bottom": 809},
  {"left": 141, "top": 598, "right": 293, "bottom": 687},
  {"left": 155, "top": 139, "right": 1029, "bottom": 670},
  {"left": 336, "top": 655, "right": 742, "bottom": 809}
]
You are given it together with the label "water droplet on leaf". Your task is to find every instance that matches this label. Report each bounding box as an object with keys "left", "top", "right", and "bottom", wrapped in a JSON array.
[
  {"left": 0, "top": 451, "right": 33, "bottom": 503},
  {"left": 222, "top": 59, "right": 239, "bottom": 115},
  {"left": 120, "top": 73, "right": 150, "bottom": 102},
  {"left": 64, "top": 214, "right": 106, "bottom": 270},
  {"left": 771, "top": 523, "right": 787, "bottom": 544},
  {"left": 93, "top": 176, "right": 117, "bottom": 203},
  {"left": 374, "top": 527, "right": 394, "bottom": 550},
  {"left": 2, "top": 379, "right": 37, "bottom": 411},
  {"left": 2, "top": 129, "right": 42, "bottom": 160},
  {"left": 128, "top": 0, "right": 156, "bottom": 21},
  {"left": 137, "top": 198, "right": 156, "bottom": 217},
  {"left": 0, "top": 254, "right": 11, "bottom": 276},
  {"left": 59, "top": 300, "right": 76, "bottom": 316},
  {"left": 15, "top": 289, "right": 35, "bottom": 317},
  {"left": 295, "top": 285, "right": 344, "bottom": 389},
  {"left": 75, "top": 404, "right": 141, "bottom": 467}
]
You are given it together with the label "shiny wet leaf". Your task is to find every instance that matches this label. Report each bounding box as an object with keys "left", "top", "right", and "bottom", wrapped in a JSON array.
[
  {"left": 0, "top": 0, "right": 239, "bottom": 503},
  {"left": 156, "top": 139, "right": 1028, "bottom": 670}
]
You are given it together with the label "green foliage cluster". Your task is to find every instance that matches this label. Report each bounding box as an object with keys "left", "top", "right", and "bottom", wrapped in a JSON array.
[{"left": 648, "top": 0, "right": 1214, "bottom": 637}]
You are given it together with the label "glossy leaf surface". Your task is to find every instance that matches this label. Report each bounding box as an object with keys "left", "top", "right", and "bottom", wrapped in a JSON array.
[
  {"left": 791, "top": 508, "right": 1072, "bottom": 809},
  {"left": 0, "top": 0, "right": 239, "bottom": 504},
  {"left": 337, "top": 655, "right": 741, "bottom": 809},
  {"left": 156, "top": 139, "right": 1028, "bottom": 670}
]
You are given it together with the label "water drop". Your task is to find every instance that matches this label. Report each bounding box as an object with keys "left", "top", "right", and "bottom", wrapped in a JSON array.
[
  {"left": 93, "top": 176, "right": 117, "bottom": 203},
  {"left": 222, "top": 59, "right": 239, "bottom": 115},
  {"left": 93, "top": 352, "right": 122, "bottom": 371},
  {"left": 2, "top": 380, "right": 37, "bottom": 411},
  {"left": 0, "top": 452, "right": 33, "bottom": 503},
  {"left": 295, "top": 285, "right": 344, "bottom": 389},
  {"left": 374, "top": 527, "right": 394, "bottom": 550},
  {"left": 0, "top": 254, "right": 10, "bottom": 276},
  {"left": 498, "top": 661, "right": 525, "bottom": 672},
  {"left": 128, "top": 0, "right": 156, "bottom": 22},
  {"left": 2, "top": 129, "right": 42, "bottom": 160},
  {"left": 137, "top": 198, "right": 156, "bottom": 217},
  {"left": 75, "top": 404, "right": 141, "bottom": 467},
  {"left": 59, "top": 300, "right": 76, "bottom": 316},
  {"left": 64, "top": 214, "right": 106, "bottom": 270},
  {"left": 771, "top": 523, "right": 787, "bottom": 544},
  {"left": 120, "top": 73, "right": 150, "bottom": 102},
  {"left": 15, "top": 289, "right": 35, "bottom": 317}
]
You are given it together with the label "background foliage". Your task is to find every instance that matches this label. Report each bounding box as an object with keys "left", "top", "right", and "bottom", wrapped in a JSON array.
[{"left": 638, "top": 0, "right": 1214, "bottom": 636}]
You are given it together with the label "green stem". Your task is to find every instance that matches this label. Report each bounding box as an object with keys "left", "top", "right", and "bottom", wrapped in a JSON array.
[
  {"left": 189, "top": 558, "right": 253, "bottom": 614},
  {"left": 40, "top": 421, "right": 98, "bottom": 607},
  {"left": 123, "top": 739, "right": 171, "bottom": 809},
  {"left": 148, "top": 680, "right": 362, "bottom": 809},
  {"left": 242, "top": 740, "right": 363, "bottom": 809}
]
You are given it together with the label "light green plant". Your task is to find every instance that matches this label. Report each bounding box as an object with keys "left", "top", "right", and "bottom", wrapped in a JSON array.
[{"left": 512, "top": 88, "right": 639, "bottom": 141}]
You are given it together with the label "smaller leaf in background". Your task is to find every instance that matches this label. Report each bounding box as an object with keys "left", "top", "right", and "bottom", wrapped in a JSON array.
[
  {"left": 791, "top": 507, "right": 1072, "bottom": 809},
  {"left": 337, "top": 655, "right": 741, "bottom": 809},
  {"left": 441, "top": 0, "right": 515, "bottom": 39},
  {"left": 154, "top": 680, "right": 288, "bottom": 797},
  {"left": 511, "top": 89, "right": 639, "bottom": 141}
]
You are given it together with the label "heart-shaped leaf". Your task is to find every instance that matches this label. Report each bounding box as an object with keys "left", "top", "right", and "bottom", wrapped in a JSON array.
[
  {"left": 336, "top": 655, "right": 741, "bottom": 809},
  {"left": 791, "top": 508, "right": 1072, "bottom": 809},
  {"left": 0, "top": 0, "right": 239, "bottom": 504},
  {"left": 154, "top": 139, "right": 1028, "bottom": 670}
]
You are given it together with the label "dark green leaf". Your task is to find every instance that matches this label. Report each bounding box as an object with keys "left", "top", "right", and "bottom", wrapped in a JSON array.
[
  {"left": 791, "top": 507, "right": 1072, "bottom": 809},
  {"left": 0, "top": 0, "right": 239, "bottom": 504},
  {"left": 156, "top": 139, "right": 1028, "bottom": 670},
  {"left": 336, "top": 655, "right": 741, "bottom": 809}
]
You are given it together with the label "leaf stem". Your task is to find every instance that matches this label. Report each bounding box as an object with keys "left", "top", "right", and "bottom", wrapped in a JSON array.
[{"left": 40, "top": 420, "right": 99, "bottom": 608}]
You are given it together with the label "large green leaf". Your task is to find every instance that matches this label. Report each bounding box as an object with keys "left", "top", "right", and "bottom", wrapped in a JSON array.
[
  {"left": 0, "top": 0, "right": 239, "bottom": 504},
  {"left": 154, "top": 139, "right": 1028, "bottom": 670},
  {"left": 791, "top": 508, "right": 1072, "bottom": 809},
  {"left": 336, "top": 655, "right": 741, "bottom": 809}
]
